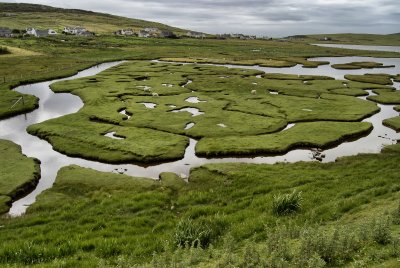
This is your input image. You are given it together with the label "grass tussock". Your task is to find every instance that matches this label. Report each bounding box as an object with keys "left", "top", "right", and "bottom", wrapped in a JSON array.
[{"left": 272, "top": 190, "right": 302, "bottom": 216}]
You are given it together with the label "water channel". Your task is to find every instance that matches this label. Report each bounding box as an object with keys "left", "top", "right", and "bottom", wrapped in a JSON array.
[{"left": 0, "top": 52, "right": 399, "bottom": 216}]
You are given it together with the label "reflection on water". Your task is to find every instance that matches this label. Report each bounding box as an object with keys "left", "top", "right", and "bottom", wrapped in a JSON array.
[{"left": 1, "top": 55, "right": 399, "bottom": 216}]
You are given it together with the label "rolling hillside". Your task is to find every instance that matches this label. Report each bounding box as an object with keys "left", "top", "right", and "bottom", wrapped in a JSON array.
[
  {"left": 290, "top": 33, "right": 400, "bottom": 46},
  {"left": 0, "top": 3, "right": 188, "bottom": 34}
]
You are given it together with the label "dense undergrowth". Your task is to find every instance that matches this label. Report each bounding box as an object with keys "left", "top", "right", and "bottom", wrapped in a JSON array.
[{"left": 0, "top": 144, "right": 399, "bottom": 266}]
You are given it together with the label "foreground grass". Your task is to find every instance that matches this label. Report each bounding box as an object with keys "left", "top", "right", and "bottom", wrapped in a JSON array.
[
  {"left": 0, "top": 140, "right": 40, "bottom": 213},
  {"left": 0, "top": 144, "right": 399, "bottom": 266}
]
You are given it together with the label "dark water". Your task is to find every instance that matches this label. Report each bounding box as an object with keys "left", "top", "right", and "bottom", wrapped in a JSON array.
[{"left": 1, "top": 56, "right": 399, "bottom": 216}]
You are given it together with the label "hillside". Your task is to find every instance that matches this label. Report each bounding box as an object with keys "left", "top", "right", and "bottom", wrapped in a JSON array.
[
  {"left": 0, "top": 3, "right": 188, "bottom": 34},
  {"left": 290, "top": 33, "right": 400, "bottom": 46}
]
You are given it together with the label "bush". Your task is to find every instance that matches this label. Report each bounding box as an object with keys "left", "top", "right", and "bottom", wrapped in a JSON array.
[
  {"left": 174, "top": 217, "right": 212, "bottom": 248},
  {"left": 371, "top": 218, "right": 392, "bottom": 245},
  {"left": 392, "top": 202, "right": 400, "bottom": 225},
  {"left": 0, "top": 47, "right": 8, "bottom": 55},
  {"left": 272, "top": 190, "right": 302, "bottom": 216}
]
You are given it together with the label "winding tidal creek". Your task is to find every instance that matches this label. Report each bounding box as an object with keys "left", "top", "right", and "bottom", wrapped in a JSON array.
[{"left": 1, "top": 55, "right": 399, "bottom": 216}]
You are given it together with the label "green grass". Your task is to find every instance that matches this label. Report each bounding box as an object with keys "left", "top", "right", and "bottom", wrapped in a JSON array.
[
  {"left": 0, "top": 144, "right": 399, "bottom": 266},
  {"left": 0, "top": 31, "right": 398, "bottom": 120},
  {"left": 25, "top": 60, "right": 384, "bottom": 162},
  {"left": 196, "top": 121, "right": 372, "bottom": 157},
  {"left": 368, "top": 88, "right": 400, "bottom": 104},
  {"left": 295, "top": 33, "right": 400, "bottom": 46},
  {"left": 383, "top": 116, "right": 400, "bottom": 131},
  {"left": 0, "top": 140, "right": 40, "bottom": 213},
  {"left": 344, "top": 74, "right": 394, "bottom": 85},
  {"left": 0, "top": 3, "right": 187, "bottom": 35},
  {"left": 332, "top": 61, "right": 395, "bottom": 70},
  {"left": 0, "top": 46, "right": 8, "bottom": 55}
]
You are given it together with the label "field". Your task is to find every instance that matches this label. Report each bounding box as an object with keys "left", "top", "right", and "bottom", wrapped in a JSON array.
[
  {"left": 293, "top": 33, "right": 400, "bottom": 46},
  {"left": 0, "top": 3, "right": 187, "bottom": 35},
  {"left": 1, "top": 3, "right": 400, "bottom": 267},
  {"left": 0, "top": 144, "right": 399, "bottom": 266}
]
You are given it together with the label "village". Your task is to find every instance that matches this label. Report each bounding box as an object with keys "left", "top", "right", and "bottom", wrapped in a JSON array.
[{"left": 0, "top": 25, "right": 262, "bottom": 40}]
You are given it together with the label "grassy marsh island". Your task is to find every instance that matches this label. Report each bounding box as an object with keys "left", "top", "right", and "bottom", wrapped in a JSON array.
[
  {"left": 23, "top": 60, "right": 388, "bottom": 162},
  {"left": 0, "top": 140, "right": 40, "bottom": 213}
]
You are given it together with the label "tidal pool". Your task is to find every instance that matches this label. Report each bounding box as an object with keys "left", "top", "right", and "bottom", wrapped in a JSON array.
[{"left": 1, "top": 55, "right": 399, "bottom": 216}]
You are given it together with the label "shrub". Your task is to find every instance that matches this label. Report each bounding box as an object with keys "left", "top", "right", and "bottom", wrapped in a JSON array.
[
  {"left": 299, "top": 227, "right": 360, "bottom": 265},
  {"left": 371, "top": 217, "right": 392, "bottom": 245},
  {"left": 0, "top": 47, "right": 8, "bottom": 55},
  {"left": 392, "top": 202, "right": 400, "bottom": 225},
  {"left": 272, "top": 190, "right": 302, "bottom": 216},
  {"left": 174, "top": 217, "right": 212, "bottom": 248}
]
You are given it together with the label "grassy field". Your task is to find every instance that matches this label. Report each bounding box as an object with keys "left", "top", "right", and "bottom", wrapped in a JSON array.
[
  {"left": 293, "top": 33, "right": 400, "bottom": 46},
  {"left": 0, "top": 32, "right": 399, "bottom": 119},
  {"left": 0, "top": 140, "right": 40, "bottom": 214},
  {"left": 0, "top": 5, "right": 399, "bottom": 268},
  {"left": 0, "top": 144, "right": 399, "bottom": 266},
  {"left": 22, "top": 60, "right": 387, "bottom": 162}
]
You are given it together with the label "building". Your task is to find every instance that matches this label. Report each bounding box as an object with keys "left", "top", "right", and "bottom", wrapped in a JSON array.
[
  {"left": 0, "top": 27, "right": 12, "bottom": 38},
  {"left": 25, "top": 28, "right": 57, "bottom": 37},
  {"left": 186, "top": 31, "right": 206, "bottom": 38},
  {"left": 144, "top": 27, "right": 160, "bottom": 34},
  {"left": 26, "top": 27, "right": 37, "bottom": 36},
  {"left": 138, "top": 30, "right": 151, "bottom": 38},
  {"left": 63, "top": 26, "right": 89, "bottom": 35},
  {"left": 114, "top": 29, "right": 135, "bottom": 36}
]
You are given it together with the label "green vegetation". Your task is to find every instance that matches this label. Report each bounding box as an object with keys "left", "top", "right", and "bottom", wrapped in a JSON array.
[
  {"left": 345, "top": 73, "right": 394, "bottom": 85},
  {"left": 1, "top": 6, "right": 400, "bottom": 267},
  {"left": 160, "top": 56, "right": 329, "bottom": 68},
  {"left": 0, "top": 27, "right": 399, "bottom": 119},
  {"left": 295, "top": 33, "right": 400, "bottom": 46},
  {"left": 0, "top": 140, "right": 40, "bottom": 213},
  {"left": 24, "top": 61, "right": 384, "bottom": 162},
  {"left": 368, "top": 88, "right": 400, "bottom": 104},
  {"left": 383, "top": 116, "right": 400, "bottom": 131},
  {"left": 0, "top": 3, "right": 186, "bottom": 34},
  {"left": 332, "top": 61, "right": 395, "bottom": 70},
  {"left": 0, "top": 143, "right": 399, "bottom": 266},
  {"left": 272, "top": 190, "right": 302, "bottom": 216},
  {"left": 0, "top": 46, "right": 8, "bottom": 55},
  {"left": 196, "top": 122, "right": 372, "bottom": 157}
]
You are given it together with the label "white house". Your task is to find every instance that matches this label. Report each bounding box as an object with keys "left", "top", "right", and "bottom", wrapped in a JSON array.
[
  {"left": 26, "top": 28, "right": 37, "bottom": 36},
  {"left": 144, "top": 27, "right": 160, "bottom": 34},
  {"left": 138, "top": 30, "right": 151, "bottom": 38},
  {"left": 26, "top": 28, "right": 57, "bottom": 37},
  {"left": 115, "top": 29, "right": 134, "bottom": 36},
  {"left": 63, "top": 26, "right": 88, "bottom": 35}
]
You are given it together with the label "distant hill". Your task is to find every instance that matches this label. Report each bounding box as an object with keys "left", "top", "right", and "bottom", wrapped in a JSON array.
[
  {"left": 0, "top": 3, "right": 188, "bottom": 34},
  {"left": 299, "top": 33, "right": 400, "bottom": 46}
]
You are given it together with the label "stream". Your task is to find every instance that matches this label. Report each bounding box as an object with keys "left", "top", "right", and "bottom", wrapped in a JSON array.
[{"left": 0, "top": 55, "right": 399, "bottom": 216}]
